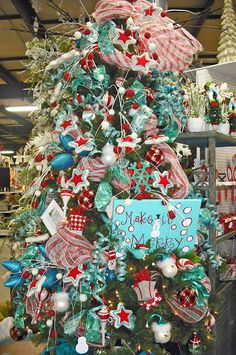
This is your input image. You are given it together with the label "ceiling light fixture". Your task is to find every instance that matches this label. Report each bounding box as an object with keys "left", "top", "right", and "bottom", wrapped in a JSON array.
[
  {"left": 1, "top": 150, "right": 15, "bottom": 155},
  {"left": 5, "top": 105, "right": 38, "bottom": 113}
]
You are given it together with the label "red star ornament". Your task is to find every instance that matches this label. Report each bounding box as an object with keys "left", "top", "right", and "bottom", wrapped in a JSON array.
[
  {"left": 153, "top": 170, "right": 173, "bottom": 195},
  {"left": 57, "top": 114, "right": 78, "bottom": 135},
  {"left": 64, "top": 265, "right": 84, "bottom": 287},
  {"left": 131, "top": 53, "right": 156, "bottom": 73},
  {"left": 113, "top": 29, "right": 136, "bottom": 50},
  {"left": 68, "top": 136, "right": 94, "bottom": 154},
  {"left": 110, "top": 303, "right": 135, "bottom": 330},
  {"left": 143, "top": 5, "right": 158, "bottom": 19},
  {"left": 27, "top": 275, "right": 46, "bottom": 297},
  {"left": 68, "top": 168, "right": 89, "bottom": 193}
]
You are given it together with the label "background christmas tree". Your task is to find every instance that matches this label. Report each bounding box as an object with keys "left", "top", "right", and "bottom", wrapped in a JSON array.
[
  {"left": 1, "top": 1, "right": 221, "bottom": 354},
  {"left": 217, "top": 0, "right": 236, "bottom": 63}
]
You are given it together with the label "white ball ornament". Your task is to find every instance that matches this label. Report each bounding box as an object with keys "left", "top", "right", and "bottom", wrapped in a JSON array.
[
  {"left": 86, "top": 22, "right": 93, "bottom": 29},
  {"left": 148, "top": 43, "right": 156, "bottom": 51},
  {"left": 98, "top": 74, "right": 105, "bottom": 82},
  {"left": 125, "top": 198, "right": 132, "bottom": 206},
  {"left": 51, "top": 109, "right": 58, "bottom": 117},
  {"left": 118, "top": 87, "right": 125, "bottom": 94},
  {"left": 74, "top": 31, "right": 82, "bottom": 39},
  {"left": 56, "top": 272, "right": 63, "bottom": 280},
  {"left": 52, "top": 292, "right": 70, "bottom": 312},
  {"left": 31, "top": 268, "right": 38, "bottom": 276},
  {"left": 109, "top": 109, "right": 115, "bottom": 115},
  {"left": 36, "top": 165, "right": 42, "bottom": 172},
  {"left": 101, "top": 120, "right": 110, "bottom": 130},
  {"left": 35, "top": 190, "right": 41, "bottom": 197},
  {"left": 46, "top": 319, "right": 53, "bottom": 327},
  {"left": 79, "top": 294, "right": 88, "bottom": 302}
]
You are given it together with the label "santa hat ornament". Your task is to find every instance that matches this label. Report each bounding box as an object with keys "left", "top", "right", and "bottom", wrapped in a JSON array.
[
  {"left": 68, "top": 207, "right": 87, "bottom": 233},
  {"left": 116, "top": 133, "right": 141, "bottom": 152},
  {"left": 144, "top": 134, "right": 169, "bottom": 145},
  {"left": 129, "top": 244, "right": 149, "bottom": 259}
]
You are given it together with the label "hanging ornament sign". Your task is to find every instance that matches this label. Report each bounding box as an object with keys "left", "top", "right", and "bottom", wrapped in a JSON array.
[{"left": 112, "top": 199, "right": 201, "bottom": 253}]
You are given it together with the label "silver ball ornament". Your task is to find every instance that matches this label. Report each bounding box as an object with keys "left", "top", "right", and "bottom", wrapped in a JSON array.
[{"left": 52, "top": 292, "right": 70, "bottom": 312}]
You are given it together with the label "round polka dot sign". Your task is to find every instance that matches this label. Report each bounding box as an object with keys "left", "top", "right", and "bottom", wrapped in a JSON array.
[{"left": 112, "top": 199, "right": 201, "bottom": 254}]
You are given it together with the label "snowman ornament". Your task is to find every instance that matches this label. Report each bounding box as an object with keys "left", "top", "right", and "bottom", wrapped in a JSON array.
[
  {"left": 156, "top": 254, "right": 178, "bottom": 278},
  {"left": 151, "top": 214, "right": 161, "bottom": 238},
  {"left": 146, "top": 314, "right": 172, "bottom": 344},
  {"left": 106, "top": 250, "right": 117, "bottom": 282}
]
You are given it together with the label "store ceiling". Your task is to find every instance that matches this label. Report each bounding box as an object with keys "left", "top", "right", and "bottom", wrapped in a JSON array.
[{"left": 0, "top": 0, "right": 233, "bottom": 151}]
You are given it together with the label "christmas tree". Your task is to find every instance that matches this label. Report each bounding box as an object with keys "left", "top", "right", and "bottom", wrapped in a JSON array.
[
  {"left": 217, "top": 0, "right": 236, "bottom": 63},
  {"left": 2, "top": 1, "right": 220, "bottom": 354}
]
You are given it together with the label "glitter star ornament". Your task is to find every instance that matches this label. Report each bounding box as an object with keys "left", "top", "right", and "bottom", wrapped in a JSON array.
[
  {"left": 68, "top": 135, "right": 95, "bottom": 154},
  {"left": 27, "top": 275, "right": 46, "bottom": 297},
  {"left": 56, "top": 114, "right": 78, "bottom": 135},
  {"left": 68, "top": 169, "right": 89, "bottom": 193},
  {"left": 64, "top": 265, "right": 84, "bottom": 287},
  {"left": 143, "top": 4, "right": 158, "bottom": 19},
  {"left": 153, "top": 171, "right": 173, "bottom": 194},
  {"left": 113, "top": 29, "right": 136, "bottom": 50},
  {"left": 132, "top": 53, "right": 155, "bottom": 73},
  {"left": 110, "top": 303, "right": 135, "bottom": 330}
]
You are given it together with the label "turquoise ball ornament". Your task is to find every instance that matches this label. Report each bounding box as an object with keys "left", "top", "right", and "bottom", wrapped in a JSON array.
[
  {"left": 199, "top": 208, "right": 212, "bottom": 226},
  {"left": 49, "top": 153, "right": 74, "bottom": 171},
  {"left": 42, "top": 269, "right": 60, "bottom": 289},
  {"left": 59, "top": 134, "right": 74, "bottom": 152}
]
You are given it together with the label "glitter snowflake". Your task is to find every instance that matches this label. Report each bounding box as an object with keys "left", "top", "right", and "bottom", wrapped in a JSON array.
[{"left": 127, "top": 161, "right": 155, "bottom": 194}]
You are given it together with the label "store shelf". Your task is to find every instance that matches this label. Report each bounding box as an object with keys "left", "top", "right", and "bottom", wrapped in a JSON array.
[
  {"left": 0, "top": 191, "right": 22, "bottom": 195},
  {"left": 0, "top": 210, "right": 18, "bottom": 214},
  {"left": 185, "top": 60, "right": 236, "bottom": 90},
  {"left": 177, "top": 131, "right": 236, "bottom": 148},
  {"left": 0, "top": 230, "right": 10, "bottom": 236},
  {"left": 216, "top": 230, "right": 236, "bottom": 245},
  {"left": 216, "top": 280, "right": 235, "bottom": 296}
]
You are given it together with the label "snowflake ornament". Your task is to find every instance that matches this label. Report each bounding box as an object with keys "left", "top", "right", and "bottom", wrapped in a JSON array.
[{"left": 128, "top": 161, "right": 155, "bottom": 194}]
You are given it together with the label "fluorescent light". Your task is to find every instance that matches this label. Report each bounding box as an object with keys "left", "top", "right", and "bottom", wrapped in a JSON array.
[
  {"left": 1, "top": 150, "right": 14, "bottom": 155},
  {"left": 5, "top": 105, "right": 38, "bottom": 112}
]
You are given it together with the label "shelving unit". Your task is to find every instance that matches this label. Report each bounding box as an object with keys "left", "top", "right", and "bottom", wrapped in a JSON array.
[
  {"left": 176, "top": 131, "right": 236, "bottom": 355},
  {"left": 0, "top": 191, "right": 22, "bottom": 238}
]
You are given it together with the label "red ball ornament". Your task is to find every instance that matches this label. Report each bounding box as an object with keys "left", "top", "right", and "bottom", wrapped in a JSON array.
[
  {"left": 132, "top": 102, "right": 139, "bottom": 109},
  {"left": 63, "top": 72, "right": 71, "bottom": 82},
  {"left": 87, "top": 52, "right": 94, "bottom": 60},
  {"left": 47, "top": 154, "right": 54, "bottom": 162},
  {"left": 122, "top": 123, "right": 130, "bottom": 131},
  {"left": 78, "top": 189, "right": 95, "bottom": 210},
  {"left": 50, "top": 329, "right": 58, "bottom": 338},
  {"left": 79, "top": 58, "right": 87, "bottom": 67},
  {"left": 144, "top": 32, "right": 151, "bottom": 39},
  {"left": 38, "top": 269, "right": 45, "bottom": 276},
  {"left": 152, "top": 53, "right": 159, "bottom": 60},
  {"left": 40, "top": 181, "right": 47, "bottom": 188},
  {"left": 31, "top": 201, "right": 39, "bottom": 209},
  {"left": 10, "top": 326, "right": 27, "bottom": 341},
  {"left": 124, "top": 29, "right": 132, "bottom": 36},
  {"left": 107, "top": 114, "right": 114, "bottom": 123},
  {"left": 177, "top": 287, "right": 197, "bottom": 308},
  {"left": 84, "top": 28, "right": 91, "bottom": 35},
  {"left": 35, "top": 154, "right": 44, "bottom": 163},
  {"left": 161, "top": 11, "right": 167, "bottom": 17},
  {"left": 113, "top": 146, "right": 122, "bottom": 154},
  {"left": 146, "top": 146, "right": 164, "bottom": 167},
  {"left": 125, "top": 89, "right": 135, "bottom": 98},
  {"left": 22, "top": 270, "right": 31, "bottom": 279}
]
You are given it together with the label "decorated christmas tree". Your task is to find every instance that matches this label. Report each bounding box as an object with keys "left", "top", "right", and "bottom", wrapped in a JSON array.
[
  {"left": 2, "top": 1, "right": 221, "bottom": 354},
  {"left": 217, "top": 0, "right": 236, "bottom": 63}
]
